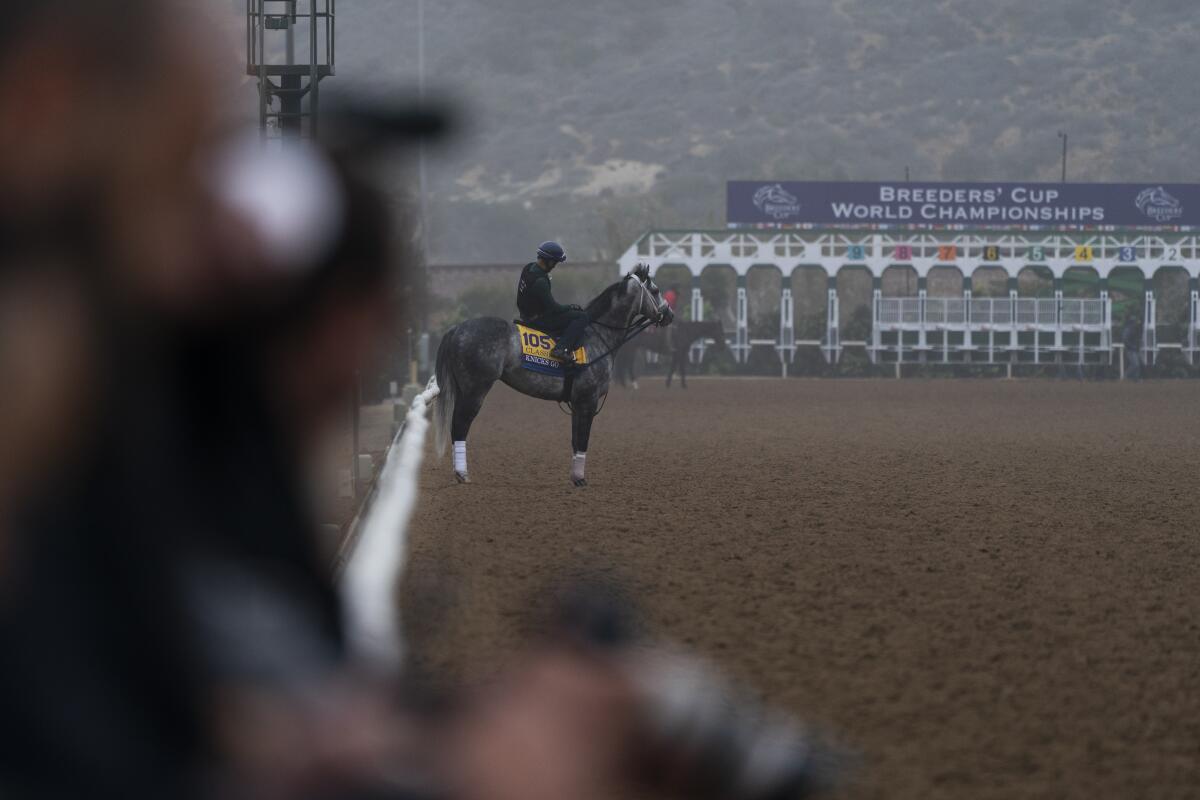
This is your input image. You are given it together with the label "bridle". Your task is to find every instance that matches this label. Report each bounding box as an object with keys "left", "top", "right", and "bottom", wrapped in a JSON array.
[
  {"left": 580, "top": 271, "right": 670, "bottom": 366},
  {"left": 556, "top": 269, "right": 669, "bottom": 415}
]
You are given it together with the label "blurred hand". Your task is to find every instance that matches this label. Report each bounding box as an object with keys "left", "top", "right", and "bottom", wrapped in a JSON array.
[{"left": 450, "top": 648, "right": 638, "bottom": 800}]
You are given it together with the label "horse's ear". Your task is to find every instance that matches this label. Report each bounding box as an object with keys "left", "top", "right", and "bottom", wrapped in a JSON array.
[{"left": 634, "top": 263, "right": 650, "bottom": 282}]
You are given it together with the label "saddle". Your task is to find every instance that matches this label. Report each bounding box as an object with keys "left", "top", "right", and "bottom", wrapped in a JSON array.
[{"left": 515, "top": 322, "right": 587, "bottom": 375}]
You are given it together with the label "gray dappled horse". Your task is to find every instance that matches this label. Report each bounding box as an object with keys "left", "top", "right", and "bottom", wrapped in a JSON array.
[{"left": 434, "top": 264, "right": 672, "bottom": 486}]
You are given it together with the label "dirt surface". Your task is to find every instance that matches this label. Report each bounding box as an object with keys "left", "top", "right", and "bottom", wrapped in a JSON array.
[{"left": 402, "top": 378, "right": 1200, "bottom": 799}]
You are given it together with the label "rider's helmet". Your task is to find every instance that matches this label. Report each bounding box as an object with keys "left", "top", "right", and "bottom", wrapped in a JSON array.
[{"left": 537, "top": 241, "right": 567, "bottom": 264}]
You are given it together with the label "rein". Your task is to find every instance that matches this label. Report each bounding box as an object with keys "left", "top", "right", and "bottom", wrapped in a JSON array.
[
  {"left": 557, "top": 271, "right": 665, "bottom": 416},
  {"left": 579, "top": 317, "right": 657, "bottom": 367},
  {"left": 576, "top": 274, "right": 665, "bottom": 369}
]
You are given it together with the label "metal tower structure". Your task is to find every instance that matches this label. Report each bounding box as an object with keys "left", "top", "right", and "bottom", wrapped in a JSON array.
[{"left": 247, "top": 0, "right": 335, "bottom": 140}]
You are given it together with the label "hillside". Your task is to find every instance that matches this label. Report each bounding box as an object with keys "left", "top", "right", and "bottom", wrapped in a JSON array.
[{"left": 333, "top": 0, "right": 1200, "bottom": 263}]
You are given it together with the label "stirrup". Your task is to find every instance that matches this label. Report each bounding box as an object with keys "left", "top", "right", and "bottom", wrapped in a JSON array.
[{"left": 551, "top": 346, "right": 576, "bottom": 363}]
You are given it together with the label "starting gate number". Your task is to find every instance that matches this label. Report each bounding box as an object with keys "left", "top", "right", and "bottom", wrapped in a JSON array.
[
  {"left": 894, "top": 245, "right": 912, "bottom": 261},
  {"left": 938, "top": 245, "right": 957, "bottom": 261},
  {"left": 1029, "top": 246, "right": 1045, "bottom": 262},
  {"left": 1119, "top": 246, "right": 1136, "bottom": 262},
  {"left": 847, "top": 245, "right": 865, "bottom": 261},
  {"left": 984, "top": 245, "right": 1000, "bottom": 261},
  {"left": 1074, "top": 246, "right": 1094, "bottom": 262}
]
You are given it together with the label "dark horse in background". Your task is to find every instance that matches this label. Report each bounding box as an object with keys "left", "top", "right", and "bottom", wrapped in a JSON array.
[
  {"left": 616, "top": 320, "right": 727, "bottom": 389},
  {"left": 434, "top": 265, "right": 672, "bottom": 486}
]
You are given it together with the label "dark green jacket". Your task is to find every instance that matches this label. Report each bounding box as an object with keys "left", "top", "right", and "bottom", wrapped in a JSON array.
[{"left": 516, "top": 262, "right": 569, "bottom": 320}]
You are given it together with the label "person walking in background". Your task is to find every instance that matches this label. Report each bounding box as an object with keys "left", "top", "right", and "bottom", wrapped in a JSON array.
[
  {"left": 1122, "top": 314, "right": 1143, "bottom": 381},
  {"left": 663, "top": 284, "right": 680, "bottom": 313}
]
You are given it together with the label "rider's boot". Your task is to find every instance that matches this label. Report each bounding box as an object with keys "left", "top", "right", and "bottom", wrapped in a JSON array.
[{"left": 551, "top": 343, "right": 576, "bottom": 363}]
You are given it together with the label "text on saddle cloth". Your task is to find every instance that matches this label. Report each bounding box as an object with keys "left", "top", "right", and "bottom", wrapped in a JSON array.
[{"left": 516, "top": 324, "right": 588, "bottom": 375}]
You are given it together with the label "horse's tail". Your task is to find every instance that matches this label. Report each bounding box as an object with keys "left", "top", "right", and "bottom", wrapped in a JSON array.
[{"left": 433, "top": 327, "right": 457, "bottom": 458}]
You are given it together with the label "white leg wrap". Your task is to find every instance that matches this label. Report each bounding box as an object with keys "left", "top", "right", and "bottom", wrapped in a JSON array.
[
  {"left": 571, "top": 452, "right": 587, "bottom": 482},
  {"left": 453, "top": 441, "right": 467, "bottom": 475}
]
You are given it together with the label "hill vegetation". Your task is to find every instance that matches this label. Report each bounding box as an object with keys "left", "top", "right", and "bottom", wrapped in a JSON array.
[{"left": 335, "top": 0, "right": 1200, "bottom": 263}]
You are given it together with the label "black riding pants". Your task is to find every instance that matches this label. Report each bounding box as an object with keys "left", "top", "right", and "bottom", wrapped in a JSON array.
[{"left": 535, "top": 309, "right": 590, "bottom": 351}]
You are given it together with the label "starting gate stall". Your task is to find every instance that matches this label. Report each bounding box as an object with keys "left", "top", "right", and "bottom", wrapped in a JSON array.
[
  {"left": 618, "top": 229, "right": 1200, "bottom": 374},
  {"left": 873, "top": 294, "right": 1110, "bottom": 365}
]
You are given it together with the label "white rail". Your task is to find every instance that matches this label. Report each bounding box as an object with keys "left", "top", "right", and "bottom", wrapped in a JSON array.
[{"left": 341, "top": 377, "right": 439, "bottom": 671}]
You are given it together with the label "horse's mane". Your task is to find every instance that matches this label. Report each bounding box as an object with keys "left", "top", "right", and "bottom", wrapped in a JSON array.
[{"left": 584, "top": 276, "right": 631, "bottom": 317}]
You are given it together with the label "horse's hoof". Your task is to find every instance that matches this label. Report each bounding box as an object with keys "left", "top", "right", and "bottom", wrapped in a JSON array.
[
  {"left": 455, "top": 472, "right": 470, "bottom": 484},
  {"left": 572, "top": 477, "right": 588, "bottom": 488}
]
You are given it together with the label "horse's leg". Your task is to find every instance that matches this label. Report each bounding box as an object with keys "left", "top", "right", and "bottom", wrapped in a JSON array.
[
  {"left": 665, "top": 350, "right": 674, "bottom": 388},
  {"left": 630, "top": 350, "right": 639, "bottom": 391},
  {"left": 679, "top": 348, "right": 689, "bottom": 389},
  {"left": 570, "top": 404, "right": 597, "bottom": 487},
  {"left": 450, "top": 382, "right": 493, "bottom": 483}
]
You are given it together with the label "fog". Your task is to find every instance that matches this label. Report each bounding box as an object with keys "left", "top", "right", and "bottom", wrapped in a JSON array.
[{"left": 327, "top": 0, "right": 1200, "bottom": 263}]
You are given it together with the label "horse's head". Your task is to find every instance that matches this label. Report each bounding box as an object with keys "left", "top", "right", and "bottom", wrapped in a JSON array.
[
  {"left": 587, "top": 264, "right": 673, "bottom": 328},
  {"left": 628, "top": 263, "right": 673, "bottom": 327}
]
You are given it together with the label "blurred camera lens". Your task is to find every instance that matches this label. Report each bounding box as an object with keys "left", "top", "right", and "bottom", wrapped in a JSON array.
[{"left": 626, "top": 652, "right": 837, "bottom": 800}]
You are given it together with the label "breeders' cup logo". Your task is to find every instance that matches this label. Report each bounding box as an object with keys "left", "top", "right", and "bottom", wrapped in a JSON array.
[
  {"left": 1136, "top": 186, "right": 1183, "bottom": 223},
  {"left": 752, "top": 183, "right": 801, "bottom": 220}
]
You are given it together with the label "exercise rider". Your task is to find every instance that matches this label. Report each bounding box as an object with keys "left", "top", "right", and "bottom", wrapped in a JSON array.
[{"left": 517, "top": 241, "right": 589, "bottom": 363}]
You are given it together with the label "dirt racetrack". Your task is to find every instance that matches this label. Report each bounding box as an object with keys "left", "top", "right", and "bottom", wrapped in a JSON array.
[{"left": 402, "top": 378, "right": 1200, "bottom": 800}]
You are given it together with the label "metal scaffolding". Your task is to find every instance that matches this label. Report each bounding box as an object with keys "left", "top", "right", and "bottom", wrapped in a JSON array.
[{"left": 246, "top": 0, "right": 335, "bottom": 140}]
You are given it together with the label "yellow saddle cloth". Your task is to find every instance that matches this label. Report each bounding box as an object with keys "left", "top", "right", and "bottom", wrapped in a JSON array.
[{"left": 516, "top": 324, "right": 588, "bottom": 375}]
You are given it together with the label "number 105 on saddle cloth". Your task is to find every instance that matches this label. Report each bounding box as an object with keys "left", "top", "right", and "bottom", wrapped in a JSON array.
[{"left": 517, "top": 324, "right": 588, "bottom": 375}]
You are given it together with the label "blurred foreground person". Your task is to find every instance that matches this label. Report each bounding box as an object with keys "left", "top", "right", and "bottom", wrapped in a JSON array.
[
  {"left": 0, "top": 5, "right": 836, "bottom": 797},
  {"left": 0, "top": 0, "right": 233, "bottom": 560},
  {"left": 0, "top": 1, "right": 262, "bottom": 795}
]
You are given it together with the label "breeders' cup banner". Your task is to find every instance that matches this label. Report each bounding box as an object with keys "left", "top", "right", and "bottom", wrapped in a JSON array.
[{"left": 727, "top": 181, "right": 1200, "bottom": 229}]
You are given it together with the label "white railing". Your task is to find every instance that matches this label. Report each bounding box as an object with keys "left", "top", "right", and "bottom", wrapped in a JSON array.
[
  {"left": 970, "top": 298, "right": 1012, "bottom": 327},
  {"left": 877, "top": 296, "right": 1109, "bottom": 333},
  {"left": 1061, "top": 299, "right": 1106, "bottom": 327},
  {"left": 877, "top": 297, "right": 921, "bottom": 326},
  {"left": 1014, "top": 298, "right": 1059, "bottom": 327},
  {"left": 925, "top": 298, "right": 966, "bottom": 326}
]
